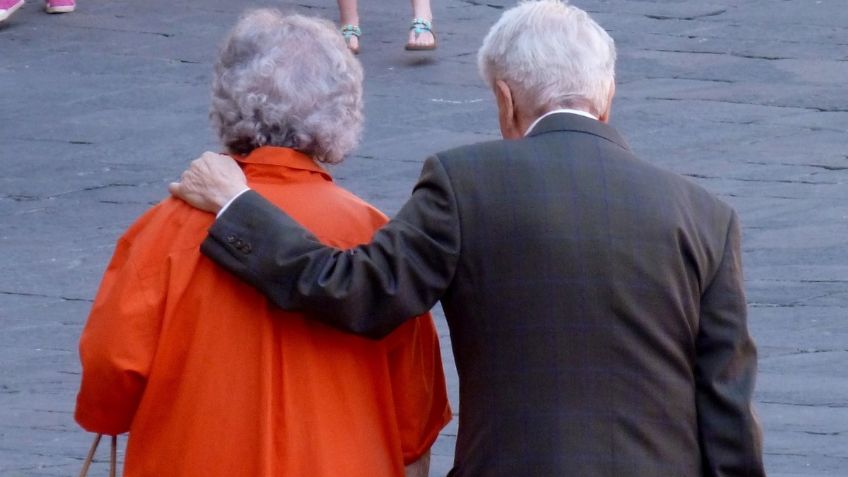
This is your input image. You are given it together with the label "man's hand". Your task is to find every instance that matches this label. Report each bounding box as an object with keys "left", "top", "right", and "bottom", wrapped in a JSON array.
[{"left": 168, "top": 152, "right": 248, "bottom": 214}]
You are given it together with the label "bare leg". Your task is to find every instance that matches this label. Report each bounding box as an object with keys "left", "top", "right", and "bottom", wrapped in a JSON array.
[
  {"left": 338, "top": 0, "right": 360, "bottom": 52},
  {"left": 407, "top": 0, "right": 435, "bottom": 49}
]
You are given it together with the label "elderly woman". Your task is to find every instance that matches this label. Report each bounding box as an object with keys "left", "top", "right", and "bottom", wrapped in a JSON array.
[{"left": 74, "top": 10, "right": 450, "bottom": 477}]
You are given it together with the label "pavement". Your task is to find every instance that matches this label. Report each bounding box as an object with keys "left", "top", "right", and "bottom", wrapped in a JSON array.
[{"left": 1, "top": 0, "right": 846, "bottom": 475}]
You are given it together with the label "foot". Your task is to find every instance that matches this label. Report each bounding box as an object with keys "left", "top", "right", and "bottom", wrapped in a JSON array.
[
  {"left": 340, "top": 24, "right": 361, "bottom": 55},
  {"left": 405, "top": 18, "right": 436, "bottom": 51},
  {"left": 0, "top": 0, "right": 24, "bottom": 22},
  {"left": 45, "top": 0, "right": 74, "bottom": 13}
]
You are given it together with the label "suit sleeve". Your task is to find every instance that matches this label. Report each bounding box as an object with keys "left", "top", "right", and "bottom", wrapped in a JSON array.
[
  {"left": 695, "top": 210, "right": 765, "bottom": 476},
  {"left": 201, "top": 156, "right": 461, "bottom": 339},
  {"left": 75, "top": 238, "right": 164, "bottom": 435}
]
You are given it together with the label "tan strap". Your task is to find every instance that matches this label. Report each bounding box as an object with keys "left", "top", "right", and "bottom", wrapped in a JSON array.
[
  {"left": 79, "top": 433, "right": 118, "bottom": 477},
  {"left": 110, "top": 435, "right": 118, "bottom": 477},
  {"left": 78, "top": 433, "right": 101, "bottom": 477}
]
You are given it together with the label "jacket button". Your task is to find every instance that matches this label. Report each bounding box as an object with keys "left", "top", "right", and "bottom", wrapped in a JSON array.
[{"left": 227, "top": 235, "right": 237, "bottom": 244}]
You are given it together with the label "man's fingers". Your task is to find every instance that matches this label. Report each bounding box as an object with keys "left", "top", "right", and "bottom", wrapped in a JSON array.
[
  {"left": 170, "top": 151, "right": 244, "bottom": 213},
  {"left": 168, "top": 182, "right": 182, "bottom": 197},
  {"left": 196, "top": 151, "right": 222, "bottom": 168}
]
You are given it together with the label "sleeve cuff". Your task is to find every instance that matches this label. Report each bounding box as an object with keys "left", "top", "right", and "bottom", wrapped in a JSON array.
[{"left": 216, "top": 187, "right": 252, "bottom": 219}]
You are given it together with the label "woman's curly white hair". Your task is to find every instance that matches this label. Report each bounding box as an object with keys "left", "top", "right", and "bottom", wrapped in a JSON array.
[{"left": 210, "top": 9, "right": 363, "bottom": 164}]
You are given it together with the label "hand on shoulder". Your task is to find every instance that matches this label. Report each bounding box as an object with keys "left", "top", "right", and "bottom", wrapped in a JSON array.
[{"left": 169, "top": 151, "right": 248, "bottom": 214}]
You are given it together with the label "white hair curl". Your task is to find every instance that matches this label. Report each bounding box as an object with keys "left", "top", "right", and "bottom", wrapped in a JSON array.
[
  {"left": 210, "top": 10, "right": 364, "bottom": 164},
  {"left": 478, "top": 0, "right": 616, "bottom": 117}
]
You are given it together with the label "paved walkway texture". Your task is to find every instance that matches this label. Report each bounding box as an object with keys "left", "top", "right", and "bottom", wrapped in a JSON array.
[{"left": 1, "top": 0, "right": 846, "bottom": 475}]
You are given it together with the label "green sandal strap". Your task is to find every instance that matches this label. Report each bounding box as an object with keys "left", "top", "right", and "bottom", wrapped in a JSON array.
[
  {"left": 340, "top": 24, "right": 361, "bottom": 39},
  {"left": 409, "top": 18, "right": 433, "bottom": 36}
]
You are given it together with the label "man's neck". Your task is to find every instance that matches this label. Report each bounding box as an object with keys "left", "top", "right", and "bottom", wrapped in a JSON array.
[{"left": 524, "top": 108, "right": 598, "bottom": 136}]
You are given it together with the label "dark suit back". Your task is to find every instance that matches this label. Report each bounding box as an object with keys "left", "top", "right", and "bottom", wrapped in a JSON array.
[
  {"left": 436, "top": 115, "right": 744, "bottom": 476},
  {"left": 204, "top": 113, "right": 763, "bottom": 477}
]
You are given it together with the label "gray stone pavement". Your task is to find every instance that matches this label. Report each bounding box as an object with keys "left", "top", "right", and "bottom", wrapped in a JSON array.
[{"left": 1, "top": 0, "right": 846, "bottom": 475}]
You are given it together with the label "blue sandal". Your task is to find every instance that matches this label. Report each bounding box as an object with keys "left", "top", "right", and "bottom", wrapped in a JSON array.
[
  {"left": 340, "top": 24, "right": 361, "bottom": 55},
  {"left": 405, "top": 18, "right": 437, "bottom": 51}
]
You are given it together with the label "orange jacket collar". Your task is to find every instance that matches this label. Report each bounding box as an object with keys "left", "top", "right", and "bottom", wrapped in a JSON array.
[{"left": 234, "top": 146, "right": 332, "bottom": 181}]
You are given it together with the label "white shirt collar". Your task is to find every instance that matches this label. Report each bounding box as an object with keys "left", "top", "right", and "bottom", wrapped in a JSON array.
[{"left": 524, "top": 108, "right": 597, "bottom": 136}]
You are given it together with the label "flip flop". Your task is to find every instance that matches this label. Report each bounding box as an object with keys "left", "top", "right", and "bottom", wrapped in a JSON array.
[
  {"left": 405, "top": 18, "right": 437, "bottom": 51},
  {"left": 341, "top": 24, "right": 361, "bottom": 55}
]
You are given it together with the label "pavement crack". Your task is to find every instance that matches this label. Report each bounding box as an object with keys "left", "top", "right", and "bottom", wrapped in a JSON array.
[
  {"left": 459, "top": 0, "right": 504, "bottom": 9},
  {"left": 66, "top": 24, "right": 174, "bottom": 38},
  {"left": 647, "top": 48, "right": 791, "bottom": 61},
  {"left": 644, "top": 96, "right": 848, "bottom": 113},
  {"left": 787, "top": 348, "right": 848, "bottom": 356},
  {"left": 760, "top": 400, "right": 848, "bottom": 409},
  {"left": 743, "top": 161, "right": 848, "bottom": 171},
  {"left": 352, "top": 155, "right": 422, "bottom": 164},
  {"left": 758, "top": 279, "right": 848, "bottom": 284},
  {"left": 51, "top": 181, "right": 156, "bottom": 199},
  {"left": 682, "top": 173, "right": 836, "bottom": 185},
  {"left": 645, "top": 9, "right": 727, "bottom": 21},
  {"left": 628, "top": 74, "right": 736, "bottom": 84},
  {"left": 763, "top": 451, "right": 811, "bottom": 457},
  {"left": 750, "top": 302, "right": 843, "bottom": 309},
  {"left": 3, "top": 194, "right": 40, "bottom": 202},
  {"left": 296, "top": 3, "right": 330, "bottom": 9},
  {"left": 733, "top": 53, "right": 791, "bottom": 61},
  {"left": 0, "top": 290, "right": 93, "bottom": 303},
  {"left": 810, "top": 164, "right": 848, "bottom": 171},
  {"left": 10, "top": 136, "right": 97, "bottom": 145}
]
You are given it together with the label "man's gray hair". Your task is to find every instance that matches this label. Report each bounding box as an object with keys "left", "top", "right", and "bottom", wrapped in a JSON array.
[
  {"left": 478, "top": 0, "right": 616, "bottom": 117},
  {"left": 210, "top": 10, "right": 363, "bottom": 164}
]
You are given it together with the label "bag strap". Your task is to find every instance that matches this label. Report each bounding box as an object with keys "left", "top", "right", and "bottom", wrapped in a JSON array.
[{"left": 79, "top": 434, "right": 118, "bottom": 477}]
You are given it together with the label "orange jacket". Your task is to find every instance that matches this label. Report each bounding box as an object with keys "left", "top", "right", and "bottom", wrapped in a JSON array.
[{"left": 75, "top": 147, "right": 451, "bottom": 476}]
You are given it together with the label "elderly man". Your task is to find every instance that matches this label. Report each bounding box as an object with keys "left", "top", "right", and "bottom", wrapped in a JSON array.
[
  {"left": 172, "top": 1, "right": 765, "bottom": 475},
  {"left": 76, "top": 10, "right": 448, "bottom": 477}
]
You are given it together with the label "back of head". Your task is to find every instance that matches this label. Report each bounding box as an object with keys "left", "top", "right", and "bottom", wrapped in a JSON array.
[
  {"left": 210, "top": 9, "right": 364, "bottom": 164},
  {"left": 478, "top": 0, "right": 616, "bottom": 117}
]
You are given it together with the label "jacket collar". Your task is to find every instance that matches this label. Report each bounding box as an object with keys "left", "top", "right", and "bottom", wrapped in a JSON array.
[
  {"left": 234, "top": 146, "right": 332, "bottom": 181},
  {"left": 525, "top": 112, "right": 630, "bottom": 151}
]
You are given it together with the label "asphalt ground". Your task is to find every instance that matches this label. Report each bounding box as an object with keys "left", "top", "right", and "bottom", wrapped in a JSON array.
[{"left": 1, "top": 0, "right": 846, "bottom": 475}]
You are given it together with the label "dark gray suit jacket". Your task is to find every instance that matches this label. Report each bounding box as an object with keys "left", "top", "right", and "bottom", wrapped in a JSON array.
[{"left": 202, "top": 113, "right": 764, "bottom": 476}]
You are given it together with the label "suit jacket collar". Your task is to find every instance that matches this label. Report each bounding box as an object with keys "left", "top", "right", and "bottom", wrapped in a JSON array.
[{"left": 525, "top": 112, "right": 630, "bottom": 151}]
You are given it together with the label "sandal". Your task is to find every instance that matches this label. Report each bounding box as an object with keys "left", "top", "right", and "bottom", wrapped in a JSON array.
[
  {"left": 340, "top": 24, "right": 361, "bottom": 55},
  {"left": 405, "top": 18, "right": 437, "bottom": 51}
]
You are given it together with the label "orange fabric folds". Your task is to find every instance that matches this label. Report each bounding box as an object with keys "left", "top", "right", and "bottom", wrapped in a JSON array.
[{"left": 75, "top": 147, "right": 451, "bottom": 477}]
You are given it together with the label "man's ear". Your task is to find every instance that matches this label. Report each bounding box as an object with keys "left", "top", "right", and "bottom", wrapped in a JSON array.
[
  {"left": 494, "top": 79, "right": 521, "bottom": 139},
  {"left": 598, "top": 81, "right": 616, "bottom": 124}
]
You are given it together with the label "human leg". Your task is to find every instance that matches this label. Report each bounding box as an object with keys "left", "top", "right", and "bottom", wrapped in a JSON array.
[
  {"left": 405, "top": 0, "right": 435, "bottom": 50},
  {"left": 338, "top": 0, "right": 360, "bottom": 53}
]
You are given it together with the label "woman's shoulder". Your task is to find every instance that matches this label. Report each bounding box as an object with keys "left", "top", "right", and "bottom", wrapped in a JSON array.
[
  {"left": 117, "top": 196, "right": 214, "bottom": 269},
  {"left": 254, "top": 181, "right": 388, "bottom": 249}
]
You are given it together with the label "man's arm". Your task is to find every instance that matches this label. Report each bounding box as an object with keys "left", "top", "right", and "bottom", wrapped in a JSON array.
[
  {"left": 695, "top": 211, "right": 765, "bottom": 476},
  {"left": 199, "top": 156, "right": 461, "bottom": 339}
]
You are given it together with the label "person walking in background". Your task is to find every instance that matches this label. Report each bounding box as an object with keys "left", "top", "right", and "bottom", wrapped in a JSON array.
[
  {"left": 171, "top": 1, "right": 765, "bottom": 475},
  {"left": 338, "top": 0, "right": 435, "bottom": 54},
  {"left": 0, "top": 0, "right": 75, "bottom": 23},
  {"left": 75, "top": 9, "right": 449, "bottom": 477}
]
